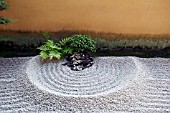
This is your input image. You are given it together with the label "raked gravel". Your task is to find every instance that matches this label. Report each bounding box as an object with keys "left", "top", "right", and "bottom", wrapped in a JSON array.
[{"left": 0, "top": 56, "right": 169, "bottom": 113}]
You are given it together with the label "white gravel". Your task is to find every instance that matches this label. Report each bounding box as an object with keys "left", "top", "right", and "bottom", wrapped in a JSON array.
[{"left": 0, "top": 56, "right": 170, "bottom": 113}]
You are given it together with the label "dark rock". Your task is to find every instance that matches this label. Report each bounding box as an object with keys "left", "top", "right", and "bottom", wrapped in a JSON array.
[{"left": 63, "top": 53, "right": 94, "bottom": 71}]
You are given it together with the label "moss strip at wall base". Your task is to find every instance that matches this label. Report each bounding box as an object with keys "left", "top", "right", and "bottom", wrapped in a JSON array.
[{"left": 0, "top": 30, "right": 170, "bottom": 58}]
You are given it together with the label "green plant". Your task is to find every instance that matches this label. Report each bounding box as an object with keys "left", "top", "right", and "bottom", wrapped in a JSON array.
[
  {"left": 37, "top": 38, "right": 73, "bottom": 60},
  {"left": 37, "top": 32, "right": 72, "bottom": 60},
  {"left": 37, "top": 40, "right": 62, "bottom": 60},
  {"left": 0, "top": 17, "right": 15, "bottom": 24},
  {"left": 59, "top": 37, "right": 73, "bottom": 55},
  {"left": 0, "top": 0, "right": 8, "bottom": 10},
  {"left": 42, "top": 32, "right": 51, "bottom": 39},
  {"left": 0, "top": 0, "right": 15, "bottom": 25},
  {"left": 37, "top": 34, "right": 96, "bottom": 60},
  {"left": 67, "top": 34, "right": 96, "bottom": 53}
]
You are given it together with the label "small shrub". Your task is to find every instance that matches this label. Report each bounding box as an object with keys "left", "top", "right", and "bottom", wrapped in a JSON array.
[{"left": 67, "top": 34, "right": 96, "bottom": 53}]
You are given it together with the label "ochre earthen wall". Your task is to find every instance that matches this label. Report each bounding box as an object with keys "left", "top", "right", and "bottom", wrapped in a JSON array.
[{"left": 1, "top": 0, "right": 170, "bottom": 34}]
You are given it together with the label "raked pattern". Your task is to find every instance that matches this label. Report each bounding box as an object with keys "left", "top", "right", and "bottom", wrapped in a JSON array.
[
  {"left": 26, "top": 56, "right": 139, "bottom": 96},
  {"left": 0, "top": 56, "right": 169, "bottom": 113}
]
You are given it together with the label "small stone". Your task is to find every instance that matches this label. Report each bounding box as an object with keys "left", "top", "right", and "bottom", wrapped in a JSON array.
[{"left": 63, "top": 53, "right": 94, "bottom": 71}]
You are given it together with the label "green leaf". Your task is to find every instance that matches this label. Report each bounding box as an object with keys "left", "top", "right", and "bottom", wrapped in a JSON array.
[
  {"left": 42, "top": 32, "right": 51, "bottom": 39},
  {"left": 40, "top": 51, "right": 48, "bottom": 60},
  {"left": 49, "top": 50, "right": 61, "bottom": 59},
  {"left": 45, "top": 40, "right": 62, "bottom": 49},
  {"left": 62, "top": 47, "right": 73, "bottom": 54},
  {"left": 37, "top": 45, "right": 49, "bottom": 51},
  {"left": 46, "top": 40, "right": 54, "bottom": 45},
  {"left": 0, "top": 17, "right": 15, "bottom": 25},
  {"left": 0, "top": 0, "right": 8, "bottom": 10},
  {"left": 59, "top": 37, "right": 71, "bottom": 47},
  {"left": 49, "top": 44, "right": 62, "bottom": 50}
]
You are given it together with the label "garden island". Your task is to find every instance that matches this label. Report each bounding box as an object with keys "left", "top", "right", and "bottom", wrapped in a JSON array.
[{"left": 0, "top": 0, "right": 170, "bottom": 112}]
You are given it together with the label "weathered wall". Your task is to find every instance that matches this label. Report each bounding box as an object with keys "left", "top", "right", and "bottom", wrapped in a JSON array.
[{"left": 1, "top": 0, "right": 170, "bottom": 34}]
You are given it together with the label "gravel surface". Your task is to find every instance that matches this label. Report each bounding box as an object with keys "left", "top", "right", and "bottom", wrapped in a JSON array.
[{"left": 0, "top": 56, "right": 169, "bottom": 113}]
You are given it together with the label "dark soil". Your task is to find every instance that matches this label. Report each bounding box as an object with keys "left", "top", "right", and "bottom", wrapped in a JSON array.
[
  {"left": 95, "top": 46, "right": 170, "bottom": 58},
  {"left": 0, "top": 41, "right": 169, "bottom": 58}
]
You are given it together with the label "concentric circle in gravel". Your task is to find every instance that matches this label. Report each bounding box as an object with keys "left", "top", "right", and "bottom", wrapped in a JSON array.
[{"left": 26, "top": 56, "right": 139, "bottom": 97}]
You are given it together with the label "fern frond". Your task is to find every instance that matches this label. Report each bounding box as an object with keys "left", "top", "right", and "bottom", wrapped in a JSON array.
[
  {"left": 40, "top": 51, "right": 48, "bottom": 60},
  {"left": 37, "top": 45, "right": 49, "bottom": 51},
  {"left": 49, "top": 50, "right": 61, "bottom": 59},
  {"left": 62, "top": 47, "right": 73, "bottom": 54},
  {"left": 59, "top": 37, "right": 71, "bottom": 47}
]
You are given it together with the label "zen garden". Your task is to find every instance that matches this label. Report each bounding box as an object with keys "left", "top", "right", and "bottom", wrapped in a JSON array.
[{"left": 0, "top": 0, "right": 170, "bottom": 112}]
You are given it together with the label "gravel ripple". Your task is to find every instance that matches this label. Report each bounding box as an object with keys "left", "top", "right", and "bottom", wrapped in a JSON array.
[{"left": 0, "top": 56, "right": 169, "bottom": 113}]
